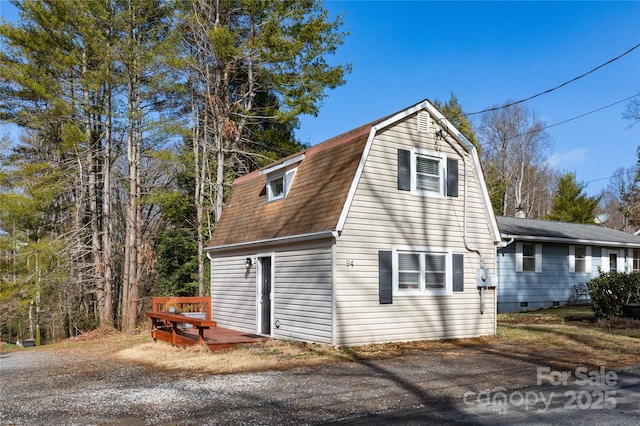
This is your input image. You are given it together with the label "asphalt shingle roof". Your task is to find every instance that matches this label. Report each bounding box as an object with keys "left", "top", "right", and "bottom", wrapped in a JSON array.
[
  {"left": 497, "top": 216, "right": 640, "bottom": 247},
  {"left": 208, "top": 123, "right": 372, "bottom": 248}
]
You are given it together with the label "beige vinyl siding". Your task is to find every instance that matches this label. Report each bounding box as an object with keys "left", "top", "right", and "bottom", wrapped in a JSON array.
[
  {"left": 272, "top": 241, "right": 333, "bottom": 344},
  {"left": 334, "top": 114, "right": 497, "bottom": 345},
  {"left": 210, "top": 240, "right": 334, "bottom": 343},
  {"left": 211, "top": 254, "right": 257, "bottom": 333}
]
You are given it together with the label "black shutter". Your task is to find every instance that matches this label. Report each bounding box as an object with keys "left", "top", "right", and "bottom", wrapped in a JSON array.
[
  {"left": 453, "top": 254, "right": 464, "bottom": 292},
  {"left": 379, "top": 250, "right": 393, "bottom": 304},
  {"left": 447, "top": 157, "right": 458, "bottom": 197},
  {"left": 397, "top": 149, "right": 411, "bottom": 191}
]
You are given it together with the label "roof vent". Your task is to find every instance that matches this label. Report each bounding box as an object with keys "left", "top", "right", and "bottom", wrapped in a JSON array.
[
  {"left": 515, "top": 205, "right": 526, "bottom": 218},
  {"left": 417, "top": 111, "right": 429, "bottom": 133}
]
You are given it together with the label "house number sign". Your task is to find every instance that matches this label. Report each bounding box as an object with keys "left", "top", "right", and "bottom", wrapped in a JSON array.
[{"left": 345, "top": 260, "right": 354, "bottom": 267}]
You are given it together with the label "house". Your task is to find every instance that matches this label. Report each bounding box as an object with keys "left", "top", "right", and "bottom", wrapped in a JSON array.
[
  {"left": 205, "top": 100, "right": 501, "bottom": 346},
  {"left": 496, "top": 216, "right": 640, "bottom": 313}
]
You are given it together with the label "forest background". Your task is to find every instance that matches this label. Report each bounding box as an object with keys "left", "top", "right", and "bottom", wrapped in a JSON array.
[{"left": 0, "top": 0, "right": 638, "bottom": 344}]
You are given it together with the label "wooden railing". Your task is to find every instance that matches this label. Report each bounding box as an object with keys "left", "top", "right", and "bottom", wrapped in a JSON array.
[{"left": 150, "top": 296, "right": 211, "bottom": 320}]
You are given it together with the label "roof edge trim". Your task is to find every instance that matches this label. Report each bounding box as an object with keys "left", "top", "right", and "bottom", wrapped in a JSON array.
[
  {"left": 259, "top": 154, "right": 306, "bottom": 176},
  {"left": 206, "top": 230, "right": 339, "bottom": 253},
  {"left": 423, "top": 102, "right": 502, "bottom": 243},
  {"left": 335, "top": 101, "right": 432, "bottom": 232},
  {"left": 500, "top": 234, "right": 640, "bottom": 248}
]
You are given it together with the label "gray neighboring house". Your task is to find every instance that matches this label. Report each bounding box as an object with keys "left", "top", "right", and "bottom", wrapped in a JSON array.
[{"left": 496, "top": 216, "right": 640, "bottom": 313}]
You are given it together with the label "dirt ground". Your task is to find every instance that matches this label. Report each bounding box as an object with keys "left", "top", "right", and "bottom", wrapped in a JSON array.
[{"left": 2, "top": 334, "right": 638, "bottom": 425}]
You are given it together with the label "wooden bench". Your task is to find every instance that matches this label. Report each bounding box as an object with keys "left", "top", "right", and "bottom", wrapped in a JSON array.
[
  {"left": 573, "top": 283, "right": 589, "bottom": 303},
  {"left": 146, "top": 311, "right": 217, "bottom": 346}
]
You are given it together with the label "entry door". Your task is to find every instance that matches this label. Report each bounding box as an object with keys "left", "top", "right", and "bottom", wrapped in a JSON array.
[{"left": 258, "top": 256, "right": 272, "bottom": 335}]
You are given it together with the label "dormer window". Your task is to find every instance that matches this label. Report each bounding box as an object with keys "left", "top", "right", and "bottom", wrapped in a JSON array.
[
  {"left": 261, "top": 154, "right": 304, "bottom": 202},
  {"left": 266, "top": 174, "right": 286, "bottom": 201}
]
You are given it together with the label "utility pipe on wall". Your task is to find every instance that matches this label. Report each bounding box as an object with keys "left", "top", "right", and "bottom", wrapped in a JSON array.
[{"left": 437, "top": 127, "right": 487, "bottom": 314}]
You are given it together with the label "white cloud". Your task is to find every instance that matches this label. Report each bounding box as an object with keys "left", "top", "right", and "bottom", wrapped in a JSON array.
[{"left": 547, "top": 148, "right": 587, "bottom": 169}]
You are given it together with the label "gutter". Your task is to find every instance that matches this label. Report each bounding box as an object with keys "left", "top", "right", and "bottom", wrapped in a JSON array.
[
  {"left": 497, "top": 237, "right": 515, "bottom": 248},
  {"left": 206, "top": 230, "right": 339, "bottom": 258}
]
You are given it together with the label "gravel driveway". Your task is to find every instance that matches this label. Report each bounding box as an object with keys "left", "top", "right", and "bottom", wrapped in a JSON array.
[{"left": 1, "top": 344, "right": 638, "bottom": 425}]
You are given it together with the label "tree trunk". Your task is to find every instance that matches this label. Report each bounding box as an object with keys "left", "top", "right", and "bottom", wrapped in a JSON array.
[{"left": 101, "top": 78, "right": 114, "bottom": 327}]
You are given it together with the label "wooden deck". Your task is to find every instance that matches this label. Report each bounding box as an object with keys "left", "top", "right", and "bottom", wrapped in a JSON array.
[
  {"left": 147, "top": 296, "right": 269, "bottom": 351},
  {"left": 181, "top": 326, "right": 269, "bottom": 351}
]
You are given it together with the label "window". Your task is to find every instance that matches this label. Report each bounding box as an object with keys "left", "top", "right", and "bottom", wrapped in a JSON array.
[
  {"left": 412, "top": 150, "right": 445, "bottom": 197},
  {"left": 633, "top": 249, "right": 640, "bottom": 272},
  {"left": 574, "top": 246, "right": 586, "bottom": 273},
  {"left": 609, "top": 253, "right": 617, "bottom": 273},
  {"left": 267, "top": 175, "right": 284, "bottom": 200},
  {"left": 397, "top": 149, "right": 458, "bottom": 197},
  {"left": 522, "top": 243, "right": 536, "bottom": 272},
  {"left": 416, "top": 156, "right": 440, "bottom": 192},
  {"left": 569, "top": 245, "right": 591, "bottom": 273},
  {"left": 265, "top": 168, "right": 297, "bottom": 202},
  {"left": 394, "top": 247, "right": 451, "bottom": 295},
  {"left": 260, "top": 154, "right": 304, "bottom": 202},
  {"left": 516, "top": 242, "right": 541, "bottom": 272}
]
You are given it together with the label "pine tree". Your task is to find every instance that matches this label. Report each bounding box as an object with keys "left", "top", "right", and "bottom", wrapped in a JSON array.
[
  {"left": 433, "top": 93, "right": 480, "bottom": 154},
  {"left": 545, "top": 173, "right": 600, "bottom": 223},
  {"left": 180, "top": 0, "right": 349, "bottom": 295}
]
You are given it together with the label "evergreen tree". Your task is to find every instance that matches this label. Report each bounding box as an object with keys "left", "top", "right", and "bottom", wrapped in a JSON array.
[
  {"left": 180, "top": 0, "right": 349, "bottom": 295},
  {"left": 545, "top": 173, "right": 600, "bottom": 223},
  {"left": 0, "top": 0, "right": 349, "bottom": 337},
  {"left": 433, "top": 93, "right": 480, "bottom": 154}
]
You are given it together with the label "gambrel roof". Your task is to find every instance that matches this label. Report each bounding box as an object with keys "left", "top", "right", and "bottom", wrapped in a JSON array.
[
  {"left": 498, "top": 216, "right": 640, "bottom": 248},
  {"left": 208, "top": 124, "right": 371, "bottom": 249},
  {"left": 208, "top": 100, "right": 501, "bottom": 251}
]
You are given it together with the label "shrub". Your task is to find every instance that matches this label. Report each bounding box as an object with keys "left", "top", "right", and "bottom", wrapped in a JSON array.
[{"left": 587, "top": 272, "right": 640, "bottom": 319}]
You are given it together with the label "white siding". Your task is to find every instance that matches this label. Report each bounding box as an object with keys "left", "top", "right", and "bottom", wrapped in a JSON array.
[
  {"left": 334, "top": 114, "right": 497, "bottom": 345},
  {"left": 210, "top": 240, "right": 334, "bottom": 344}
]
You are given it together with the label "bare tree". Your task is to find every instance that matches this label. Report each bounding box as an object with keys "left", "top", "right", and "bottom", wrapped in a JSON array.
[
  {"left": 623, "top": 92, "right": 640, "bottom": 126},
  {"left": 477, "top": 102, "right": 554, "bottom": 217},
  {"left": 181, "top": 0, "right": 349, "bottom": 296}
]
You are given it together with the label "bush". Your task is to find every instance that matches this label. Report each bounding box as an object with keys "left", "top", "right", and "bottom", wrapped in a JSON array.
[{"left": 587, "top": 272, "right": 640, "bottom": 319}]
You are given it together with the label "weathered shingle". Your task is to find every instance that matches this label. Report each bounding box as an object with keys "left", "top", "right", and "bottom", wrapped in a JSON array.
[
  {"left": 208, "top": 125, "right": 371, "bottom": 248},
  {"left": 497, "top": 216, "right": 640, "bottom": 246}
]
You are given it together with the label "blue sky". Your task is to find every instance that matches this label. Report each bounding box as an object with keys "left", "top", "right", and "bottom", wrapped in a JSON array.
[
  {"left": 1, "top": 1, "right": 639, "bottom": 196},
  {"left": 296, "top": 1, "right": 640, "bottom": 196}
]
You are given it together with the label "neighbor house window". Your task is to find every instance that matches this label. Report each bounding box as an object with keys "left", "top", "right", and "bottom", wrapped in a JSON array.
[
  {"left": 516, "top": 242, "right": 541, "bottom": 272},
  {"left": 522, "top": 243, "right": 536, "bottom": 272},
  {"left": 569, "top": 245, "right": 591, "bottom": 273},
  {"left": 394, "top": 247, "right": 452, "bottom": 295},
  {"left": 412, "top": 150, "right": 445, "bottom": 197},
  {"left": 609, "top": 253, "right": 618, "bottom": 273},
  {"left": 633, "top": 249, "right": 640, "bottom": 272},
  {"left": 575, "top": 246, "right": 587, "bottom": 273}
]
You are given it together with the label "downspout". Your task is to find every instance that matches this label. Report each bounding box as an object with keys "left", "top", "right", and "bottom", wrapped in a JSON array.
[{"left": 437, "top": 128, "right": 487, "bottom": 313}]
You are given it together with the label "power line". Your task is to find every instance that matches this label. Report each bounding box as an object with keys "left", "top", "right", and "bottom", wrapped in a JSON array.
[
  {"left": 506, "top": 94, "right": 638, "bottom": 141},
  {"left": 585, "top": 168, "right": 638, "bottom": 186},
  {"left": 455, "top": 42, "right": 640, "bottom": 119}
]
